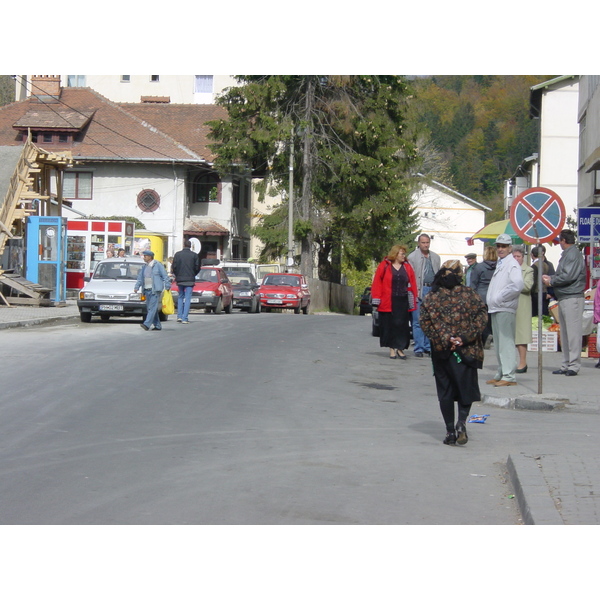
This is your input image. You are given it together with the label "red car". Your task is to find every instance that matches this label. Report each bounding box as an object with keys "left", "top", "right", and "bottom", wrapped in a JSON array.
[
  {"left": 259, "top": 273, "right": 311, "bottom": 314},
  {"left": 171, "top": 266, "right": 233, "bottom": 314}
]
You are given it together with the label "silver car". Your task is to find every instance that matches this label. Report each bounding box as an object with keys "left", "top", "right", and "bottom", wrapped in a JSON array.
[{"left": 77, "top": 257, "right": 168, "bottom": 323}]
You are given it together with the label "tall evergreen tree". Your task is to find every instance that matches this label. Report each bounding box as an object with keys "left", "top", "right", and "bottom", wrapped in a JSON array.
[{"left": 208, "top": 76, "right": 420, "bottom": 281}]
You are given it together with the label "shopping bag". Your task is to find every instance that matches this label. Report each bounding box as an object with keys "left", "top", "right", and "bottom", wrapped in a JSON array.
[{"left": 162, "top": 289, "right": 175, "bottom": 315}]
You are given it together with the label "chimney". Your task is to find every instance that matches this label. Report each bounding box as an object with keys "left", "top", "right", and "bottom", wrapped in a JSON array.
[{"left": 30, "top": 75, "right": 61, "bottom": 101}]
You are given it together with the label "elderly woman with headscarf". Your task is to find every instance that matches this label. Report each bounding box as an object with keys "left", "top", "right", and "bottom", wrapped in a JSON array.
[{"left": 420, "top": 260, "right": 488, "bottom": 446}]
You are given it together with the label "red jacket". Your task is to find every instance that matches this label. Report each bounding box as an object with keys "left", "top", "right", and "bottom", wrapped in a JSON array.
[{"left": 371, "top": 258, "right": 418, "bottom": 313}]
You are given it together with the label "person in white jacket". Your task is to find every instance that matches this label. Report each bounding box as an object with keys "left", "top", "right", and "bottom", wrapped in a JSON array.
[{"left": 485, "top": 233, "right": 524, "bottom": 387}]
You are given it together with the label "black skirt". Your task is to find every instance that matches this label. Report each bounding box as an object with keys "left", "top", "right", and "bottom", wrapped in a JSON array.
[{"left": 379, "top": 295, "right": 410, "bottom": 350}]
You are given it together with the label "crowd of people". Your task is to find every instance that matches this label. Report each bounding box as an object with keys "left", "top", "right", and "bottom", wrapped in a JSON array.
[{"left": 370, "top": 229, "right": 595, "bottom": 446}]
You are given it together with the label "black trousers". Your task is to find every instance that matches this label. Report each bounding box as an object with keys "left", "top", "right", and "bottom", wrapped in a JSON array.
[{"left": 431, "top": 352, "right": 480, "bottom": 431}]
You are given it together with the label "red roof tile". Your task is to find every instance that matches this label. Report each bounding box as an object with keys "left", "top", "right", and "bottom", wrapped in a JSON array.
[{"left": 0, "top": 87, "right": 228, "bottom": 164}]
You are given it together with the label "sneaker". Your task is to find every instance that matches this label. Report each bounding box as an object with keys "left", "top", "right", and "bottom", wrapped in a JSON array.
[
  {"left": 140, "top": 323, "right": 149, "bottom": 331},
  {"left": 552, "top": 369, "right": 567, "bottom": 375},
  {"left": 177, "top": 318, "right": 182, "bottom": 323},
  {"left": 456, "top": 421, "right": 468, "bottom": 445},
  {"left": 182, "top": 320, "right": 189, "bottom": 324},
  {"left": 443, "top": 431, "right": 457, "bottom": 445},
  {"left": 565, "top": 370, "right": 577, "bottom": 376}
]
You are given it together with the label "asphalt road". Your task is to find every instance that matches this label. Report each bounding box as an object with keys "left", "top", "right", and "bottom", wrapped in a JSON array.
[{"left": 0, "top": 309, "right": 560, "bottom": 525}]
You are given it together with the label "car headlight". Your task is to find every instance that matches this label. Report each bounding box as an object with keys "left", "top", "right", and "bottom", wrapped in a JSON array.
[
  {"left": 238, "top": 291, "right": 252, "bottom": 297},
  {"left": 201, "top": 290, "right": 215, "bottom": 297},
  {"left": 286, "top": 294, "right": 298, "bottom": 299},
  {"left": 80, "top": 291, "right": 95, "bottom": 300},
  {"left": 129, "top": 292, "right": 143, "bottom": 301}
]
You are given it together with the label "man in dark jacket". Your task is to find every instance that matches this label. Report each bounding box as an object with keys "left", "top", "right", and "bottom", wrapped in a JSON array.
[
  {"left": 172, "top": 240, "right": 201, "bottom": 323},
  {"left": 543, "top": 229, "right": 586, "bottom": 376}
]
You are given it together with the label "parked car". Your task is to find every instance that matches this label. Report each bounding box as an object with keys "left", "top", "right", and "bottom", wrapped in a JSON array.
[
  {"left": 259, "top": 273, "right": 311, "bottom": 314},
  {"left": 359, "top": 286, "right": 372, "bottom": 315},
  {"left": 77, "top": 257, "right": 168, "bottom": 323},
  {"left": 224, "top": 270, "right": 261, "bottom": 313},
  {"left": 171, "top": 266, "right": 233, "bottom": 314}
]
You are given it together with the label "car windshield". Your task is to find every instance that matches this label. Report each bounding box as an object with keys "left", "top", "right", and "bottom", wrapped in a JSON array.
[
  {"left": 263, "top": 275, "right": 300, "bottom": 286},
  {"left": 197, "top": 269, "right": 219, "bottom": 283},
  {"left": 94, "top": 262, "right": 142, "bottom": 280},
  {"left": 227, "top": 272, "right": 256, "bottom": 286}
]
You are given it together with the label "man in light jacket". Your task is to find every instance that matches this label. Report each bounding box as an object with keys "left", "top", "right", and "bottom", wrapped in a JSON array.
[
  {"left": 543, "top": 229, "right": 586, "bottom": 376},
  {"left": 408, "top": 233, "right": 441, "bottom": 357},
  {"left": 134, "top": 250, "right": 171, "bottom": 331},
  {"left": 485, "top": 233, "right": 524, "bottom": 387}
]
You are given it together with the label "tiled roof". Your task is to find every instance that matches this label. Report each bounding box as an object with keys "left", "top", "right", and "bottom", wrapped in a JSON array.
[
  {"left": 0, "top": 88, "right": 228, "bottom": 164},
  {"left": 120, "top": 103, "right": 227, "bottom": 162},
  {"left": 183, "top": 218, "right": 229, "bottom": 236}
]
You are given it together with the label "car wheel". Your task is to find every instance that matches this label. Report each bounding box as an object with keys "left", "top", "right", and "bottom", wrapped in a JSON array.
[
  {"left": 80, "top": 312, "right": 92, "bottom": 323},
  {"left": 359, "top": 308, "right": 366, "bottom": 316},
  {"left": 214, "top": 297, "right": 223, "bottom": 314},
  {"left": 302, "top": 303, "right": 309, "bottom": 315},
  {"left": 254, "top": 299, "right": 261, "bottom": 313},
  {"left": 224, "top": 298, "right": 232, "bottom": 314},
  {"left": 100, "top": 314, "right": 110, "bottom": 322},
  {"left": 294, "top": 305, "right": 301, "bottom": 314}
]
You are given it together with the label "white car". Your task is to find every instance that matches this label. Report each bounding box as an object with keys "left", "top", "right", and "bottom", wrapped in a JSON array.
[{"left": 77, "top": 257, "right": 168, "bottom": 323}]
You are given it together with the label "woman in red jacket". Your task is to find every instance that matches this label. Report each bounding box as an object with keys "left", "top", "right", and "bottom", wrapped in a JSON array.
[{"left": 371, "top": 244, "right": 418, "bottom": 359}]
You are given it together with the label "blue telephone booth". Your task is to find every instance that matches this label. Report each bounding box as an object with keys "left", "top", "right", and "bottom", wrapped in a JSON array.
[{"left": 26, "top": 216, "right": 68, "bottom": 303}]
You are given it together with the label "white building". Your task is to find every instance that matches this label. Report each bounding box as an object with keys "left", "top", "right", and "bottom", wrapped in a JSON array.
[{"left": 413, "top": 176, "right": 491, "bottom": 265}]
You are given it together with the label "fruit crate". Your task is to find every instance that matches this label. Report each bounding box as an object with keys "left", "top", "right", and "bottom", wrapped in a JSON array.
[{"left": 527, "top": 331, "right": 558, "bottom": 352}]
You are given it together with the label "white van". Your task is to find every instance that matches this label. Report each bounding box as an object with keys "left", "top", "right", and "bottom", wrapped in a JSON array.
[{"left": 218, "top": 260, "right": 281, "bottom": 284}]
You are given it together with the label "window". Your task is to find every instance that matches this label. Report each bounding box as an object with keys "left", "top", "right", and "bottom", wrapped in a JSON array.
[
  {"left": 192, "top": 171, "right": 220, "bottom": 203},
  {"left": 595, "top": 170, "right": 600, "bottom": 196},
  {"left": 195, "top": 75, "right": 213, "bottom": 94},
  {"left": 137, "top": 189, "right": 161, "bottom": 212},
  {"left": 121, "top": 75, "right": 130, "bottom": 83},
  {"left": 43, "top": 133, "right": 53, "bottom": 144},
  {"left": 232, "top": 181, "right": 240, "bottom": 208},
  {"left": 58, "top": 133, "right": 69, "bottom": 143},
  {"left": 150, "top": 75, "right": 160, "bottom": 82},
  {"left": 64, "top": 172, "right": 93, "bottom": 199},
  {"left": 67, "top": 75, "right": 86, "bottom": 87}
]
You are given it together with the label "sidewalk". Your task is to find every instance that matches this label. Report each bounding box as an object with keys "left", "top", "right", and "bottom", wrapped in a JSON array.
[
  {"left": 2, "top": 304, "right": 599, "bottom": 524},
  {"left": 0, "top": 300, "right": 80, "bottom": 330}
]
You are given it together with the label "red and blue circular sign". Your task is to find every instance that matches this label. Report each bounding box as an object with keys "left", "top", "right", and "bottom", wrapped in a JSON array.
[{"left": 510, "top": 187, "right": 566, "bottom": 244}]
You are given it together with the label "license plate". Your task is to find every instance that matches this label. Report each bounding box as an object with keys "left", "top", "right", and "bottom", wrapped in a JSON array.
[
  {"left": 99, "top": 304, "right": 123, "bottom": 311},
  {"left": 191, "top": 298, "right": 200, "bottom": 303},
  {"left": 267, "top": 299, "right": 283, "bottom": 304}
]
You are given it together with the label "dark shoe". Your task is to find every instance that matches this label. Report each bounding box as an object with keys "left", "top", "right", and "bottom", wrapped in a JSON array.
[
  {"left": 456, "top": 421, "right": 468, "bottom": 445},
  {"left": 595, "top": 361, "right": 600, "bottom": 369},
  {"left": 153, "top": 327, "right": 162, "bottom": 331},
  {"left": 415, "top": 352, "right": 424, "bottom": 358},
  {"left": 389, "top": 353, "right": 397, "bottom": 359},
  {"left": 140, "top": 323, "right": 149, "bottom": 331},
  {"left": 396, "top": 350, "right": 407, "bottom": 360},
  {"left": 565, "top": 370, "right": 577, "bottom": 376},
  {"left": 516, "top": 365, "right": 528, "bottom": 373},
  {"left": 424, "top": 351, "right": 431, "bottom": 357},
  {"left": 552, "top": 369, "right": 567, "bottom": 375},
  {"left": 443, "top": 431, "right": 457, "bottom": 445}
]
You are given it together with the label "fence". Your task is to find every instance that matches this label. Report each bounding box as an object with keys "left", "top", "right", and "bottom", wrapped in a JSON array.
[{"left": 307, "top": 278, "right": 355, "bottom": 314}]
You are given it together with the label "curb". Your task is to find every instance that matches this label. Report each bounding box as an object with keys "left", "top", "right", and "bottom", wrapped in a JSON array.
[
  {"left": 506, "top": 454, "right": 564, "bottom": 525},
  {"left": 0, "top": 315, "right": 80, "bottom": 331},
  {"left": 481, "top": 392, "right": 569, "bottom": 411}
]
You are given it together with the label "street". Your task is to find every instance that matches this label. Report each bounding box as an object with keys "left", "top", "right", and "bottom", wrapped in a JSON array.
[{"left": 0, "top": 309, "right": 591, "bottom": 525}]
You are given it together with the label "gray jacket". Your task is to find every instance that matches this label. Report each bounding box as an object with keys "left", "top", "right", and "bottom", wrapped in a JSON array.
[
  {"left": 407, "top": 248, "right": 441, "bottom": 296},
  {"left": 550, "top": 244, "right": 586, "bottom": 300}
]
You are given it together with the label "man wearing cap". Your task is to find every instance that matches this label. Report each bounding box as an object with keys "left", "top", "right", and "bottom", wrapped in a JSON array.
[
  {"left": 408, "top": 233, "right": 441, "bottom": 357},
  {"left": 464, "top": 253, "right": 478, "bottom": 287},
  {"left": 134, "top": 250, "right": 171, "bottom": 331},
  {"left": 542, "top": 229, "right": 586, "bottom": 376},
  {"left": 485, "top": 234, "right": 524, "bottom": 386}
]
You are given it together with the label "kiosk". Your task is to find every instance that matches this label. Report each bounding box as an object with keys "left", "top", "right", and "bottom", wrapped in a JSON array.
[
  {"left": 25, "top": 216, "right": 68, "bottom": 303},
  {"left": 66, "top": 219, "right": 135, "bottom": 290}
]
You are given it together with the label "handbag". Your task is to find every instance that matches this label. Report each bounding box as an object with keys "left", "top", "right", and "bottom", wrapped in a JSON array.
[{"left": 162, "top": 289, "right": 175, "bottom": 315}]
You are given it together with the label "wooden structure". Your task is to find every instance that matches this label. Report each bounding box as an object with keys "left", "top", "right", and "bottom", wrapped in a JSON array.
[{"left": 0, "top": 134, "right": 73, "bottom": 306}]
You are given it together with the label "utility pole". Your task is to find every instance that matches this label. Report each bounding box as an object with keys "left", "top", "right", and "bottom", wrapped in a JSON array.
[{"left": 287, "top": 129, "right": 294, "bottom": 272}]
